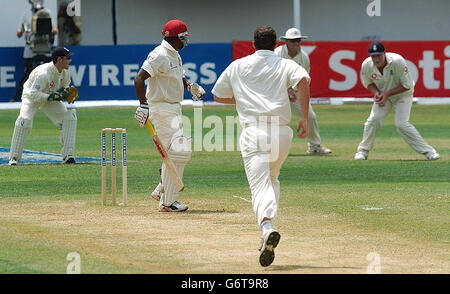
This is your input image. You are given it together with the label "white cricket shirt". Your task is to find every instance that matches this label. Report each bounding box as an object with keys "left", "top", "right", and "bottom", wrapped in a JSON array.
[
  {"left": 274, "top": 45, "right": 310, "bottom": 74},
  {"left": 361, "top": 52, "right": 414, "bottom": 98},
  {"left": 212, "top": 50, "right": 310, "bottom": 126},
  {"left": 141, "top": 40, "right": 184, "bottom": 103},
  {"left": 22, "top": 62, "right": 71, "bottom": 103}
]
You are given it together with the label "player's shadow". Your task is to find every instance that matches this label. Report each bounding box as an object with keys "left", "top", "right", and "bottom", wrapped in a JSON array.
[
  {"left": 394, "top": 159, "right": 431, "bottom": 162},
  {"left": 288, "top": 154, "right": 333, "bottom": 157},
  {"left": 267, "top": 265, "right": 363, "bottom": 272},
  {"left": 288, "top": 153, "right": 309, "bottom": 157},
  {"left": 186, "top": 209, "right": 239, "bottom": 214}
]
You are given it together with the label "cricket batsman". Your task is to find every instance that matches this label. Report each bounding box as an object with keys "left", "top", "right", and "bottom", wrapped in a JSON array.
[{"left": 134, "top": 19, "right": 206, "bottom": 212}]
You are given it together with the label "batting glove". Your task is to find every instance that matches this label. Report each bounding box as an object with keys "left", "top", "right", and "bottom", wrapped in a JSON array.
[
  {"left": 135, "top": 103, "right": 149, "bottom": 128},
  {"left": 189, "top": 82, "right": 206, "bottom": 101}
]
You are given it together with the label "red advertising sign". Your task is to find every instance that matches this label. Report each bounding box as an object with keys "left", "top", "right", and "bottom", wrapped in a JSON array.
[{"left": 232, "top": 41, "right": 450, "bottom": 97}]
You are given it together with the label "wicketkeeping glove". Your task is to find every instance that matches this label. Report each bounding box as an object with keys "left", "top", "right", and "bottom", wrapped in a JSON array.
[
  {"left": 189, "top": 82, "right": 206, "bottom": 101},
  {"left": 47, "top": 86, "right": 79, "bottom": 104},
  {"left": 48, "top": 87, "right": 69, "bottom": 102},
  {"left": 135, "top": 103, "right": 149, "bottom": 128},
  {"left": 65, "top": 86, "right": 79, "bottom": 104}
]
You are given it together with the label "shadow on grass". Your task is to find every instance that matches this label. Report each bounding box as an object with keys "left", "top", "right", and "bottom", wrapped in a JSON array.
[
  {"left": 267, "top": 264, "right": 363, "bottom": 272},
  {"left": 0, "top": 259, "right": 45, "bottom": 274},
  {"left": 282, "top": 159, "right": 449, "bottom": 183},
  {"left": 288, "top": 154, "right": 334, "bottom": 157},
  {"left": 186, "top": 209, "right": 239, "bottom": 214}
]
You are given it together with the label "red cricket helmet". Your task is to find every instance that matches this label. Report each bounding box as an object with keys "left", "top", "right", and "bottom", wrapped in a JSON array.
[{"left": 162, "top": 19, "right": 192, "bottom": 37}]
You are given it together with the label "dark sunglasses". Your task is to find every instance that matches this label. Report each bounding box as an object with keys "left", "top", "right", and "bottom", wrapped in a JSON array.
[{"left": 287, "top": 39, "right": 302, "bottom": 43}]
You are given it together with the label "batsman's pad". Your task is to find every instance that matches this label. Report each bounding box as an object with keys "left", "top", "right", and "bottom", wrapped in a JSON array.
[
  {"left": 61, "top": 109, "right": 77, "bottom": 159},
  {"left": 160, "top": 136, "right": 192, "bottom": 206},
  {"left": 9, "top": 117, "right": 33, "bottom": 162}
]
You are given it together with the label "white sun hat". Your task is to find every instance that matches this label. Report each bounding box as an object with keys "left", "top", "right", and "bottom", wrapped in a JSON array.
[{"left": 279, "top": 28, "right": 309, "bottom": 40}]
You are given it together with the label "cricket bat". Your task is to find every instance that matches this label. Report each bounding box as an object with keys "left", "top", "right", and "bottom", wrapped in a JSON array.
[{"left": 145, "top": 120, "right": 184, "bottom": 192}]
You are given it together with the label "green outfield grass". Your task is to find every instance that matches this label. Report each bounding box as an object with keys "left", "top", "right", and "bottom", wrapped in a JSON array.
[{"left": 0, "top": 104, "right": 448, "bottom": 273}]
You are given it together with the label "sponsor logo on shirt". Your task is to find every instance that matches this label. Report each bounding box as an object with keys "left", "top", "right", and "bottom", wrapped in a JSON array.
[
  {"left": 34, "top": 84, "right": 40, "bottom": 90},
  {"left": 404, "top": 66, "right": 409, "bottom": 73}
]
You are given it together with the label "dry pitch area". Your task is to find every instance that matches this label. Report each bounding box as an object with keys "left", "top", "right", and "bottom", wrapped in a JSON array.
[{"left": 0, "top": 197, "right": 448, "bottom": 274}]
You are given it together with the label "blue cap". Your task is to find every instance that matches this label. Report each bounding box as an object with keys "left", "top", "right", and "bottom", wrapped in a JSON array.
[
  {"left": 51, "top": 47, "right": 74, "bottom": 59},
  {"left": 368, "top": 41, "right": 385, "bottom": 56}
]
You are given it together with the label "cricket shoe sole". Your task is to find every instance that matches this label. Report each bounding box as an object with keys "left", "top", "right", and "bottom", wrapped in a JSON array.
[{"left": 258, "top": 229, "right": 281, "bottom": 267}]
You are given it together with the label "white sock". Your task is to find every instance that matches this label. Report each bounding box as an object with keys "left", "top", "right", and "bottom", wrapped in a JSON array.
[{"left": 261, "top": 220, "right": 273, "bottom": 236}]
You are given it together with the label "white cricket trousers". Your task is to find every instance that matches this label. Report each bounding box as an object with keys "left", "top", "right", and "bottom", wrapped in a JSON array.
[
  {"left": 148, "top": 102, "right": 183, "bottom": 149},
  {"left": 357, "top": 95, "right": 435, "bottom": 154},
  {"left": 19, "top": 99, "right": 68, "bottom": 126},
  {"left": 148, "top": 101, "right": 186, "bottom": 205},
  {"left": 240, "top": 124, "right": 293, "bottom": 226},
  {"left": 291, "top": 101, "right": 321, "bottom": 146}
]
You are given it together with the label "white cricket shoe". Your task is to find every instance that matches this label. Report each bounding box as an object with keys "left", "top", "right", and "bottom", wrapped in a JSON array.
[
  {"left": 151, "top": 182, "right": 164, "bottom": 201},
  {"left": 425, "top": 151, "right": 440, "bottom": 161},
  {"left": 354, "top": 151, "right": 368, "bottom": 160},
  {"left": 8, "top": 157, "right": 18, "bottom": 166},
  {"left": 307, "top": 144, "right": 332, "bottom": 155},
  {"left": 159, "top": 201, "right": 188, "bottom": 212},
  {"left": 258, "top": 229, "right": 281, "bottom": 267}
]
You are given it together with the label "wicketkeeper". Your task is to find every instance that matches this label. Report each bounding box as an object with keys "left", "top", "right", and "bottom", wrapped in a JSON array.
[
  {"left": 134, "top": 19, "right": 206, "bottom": 212},
  {"left": 8, "top": 46, "right": 79, "bottom": 165}
]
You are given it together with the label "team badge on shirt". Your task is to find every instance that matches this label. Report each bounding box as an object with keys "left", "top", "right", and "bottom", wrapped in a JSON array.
[
  {"left": 34, "top": 84, "right": 40, "bottom": 90},
  {"left": 371, "top": 73, "right": 378, "bottom": 80},
  {"left": 404, "top": 66, "right": 409, "bottom": 73},
  {"left": 50, "top": 81, "right": 55, "bottom": 88}
]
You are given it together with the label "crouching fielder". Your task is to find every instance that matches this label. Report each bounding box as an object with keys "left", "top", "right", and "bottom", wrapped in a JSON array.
[
  {"left": 212, "top": 26, "right": 310, "bottom": 267},
  {"left": 9, "top": 47, "right": 79, "bottom": 165},
  {"left": 354, "top": 41, "right": 439, "bottom": 161},
  {"left": 134, "top": 19, "right": 205, "bottom": 212}
]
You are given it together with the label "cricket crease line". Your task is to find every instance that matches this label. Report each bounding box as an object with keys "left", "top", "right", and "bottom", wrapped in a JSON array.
[
  {"left": 362, "top": 205, "right": 384, "bottom": 211},
  {"left": 232, "top": 195, "right": 252, "bottom": 203}
]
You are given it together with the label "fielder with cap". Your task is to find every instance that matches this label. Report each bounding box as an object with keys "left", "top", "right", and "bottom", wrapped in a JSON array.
[
  {"left": 8, "top": 46, "right": 79, "bottom": 165},
  {"left": 212, "top": 26, "right": 310, "bottom": 267},
  {"left": 274, "top": 28, "right": 331, "bottom": 155},
  {"left": 354, "top": 41, "right": 440, "bottom": 161},
  {"left": 134, "top": 19, "right": 206, "bottom": 212}
]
